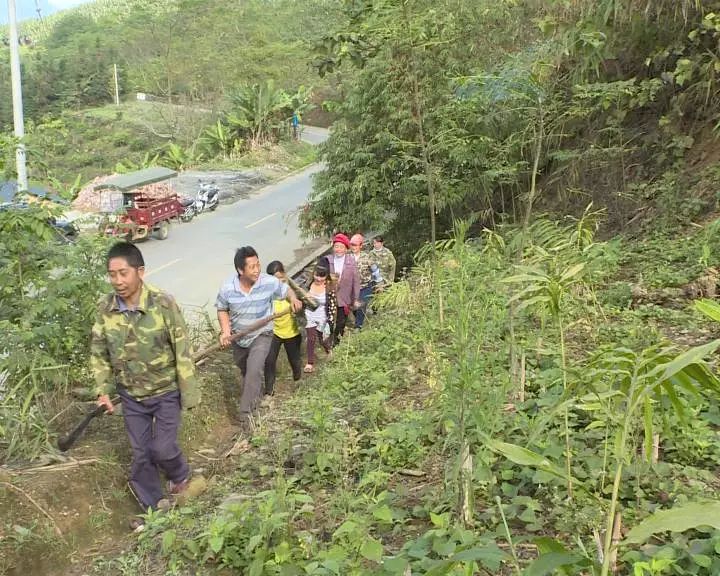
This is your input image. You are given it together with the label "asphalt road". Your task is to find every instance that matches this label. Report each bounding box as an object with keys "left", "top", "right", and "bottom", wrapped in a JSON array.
[{"left": 140, "top": 128, "right": 329, "bottom": 313}]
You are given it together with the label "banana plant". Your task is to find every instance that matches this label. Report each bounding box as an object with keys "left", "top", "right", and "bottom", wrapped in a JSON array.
[
  {"left": 503, "top": 255, "right": 586, "bottom": 499},
  {"left": 200, "top": 120, "right": 235, "bottom": 157}
]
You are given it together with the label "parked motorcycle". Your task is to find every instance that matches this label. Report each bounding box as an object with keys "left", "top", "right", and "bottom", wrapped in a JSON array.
[
  {"left": 179, "top": 196, "right": 196, "bottom": 222},
  {"left": 195, "top": 181, "right": 220, "bottom": 214}
]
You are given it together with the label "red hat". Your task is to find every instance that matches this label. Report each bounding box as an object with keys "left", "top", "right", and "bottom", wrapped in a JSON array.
[{"left": 332, "top": 233, "right": 350, "bottom": 248}]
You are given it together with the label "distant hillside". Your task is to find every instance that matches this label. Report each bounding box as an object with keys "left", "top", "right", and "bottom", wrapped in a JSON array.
[{"left": 0, "top": 0, "right": 342, "bottom": 127}]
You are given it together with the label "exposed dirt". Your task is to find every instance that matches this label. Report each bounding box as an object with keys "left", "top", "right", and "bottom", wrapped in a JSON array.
[
  {"left": 0, "top": 351, "right": 304, "bottom": 576},
  {"left": 173, "top": 169, "right": 270, "bottom": 204}
]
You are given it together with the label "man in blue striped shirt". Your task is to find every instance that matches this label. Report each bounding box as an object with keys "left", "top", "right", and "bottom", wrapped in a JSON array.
[{"left": 216, "top": 246, "right": 302, "bottom": 427}]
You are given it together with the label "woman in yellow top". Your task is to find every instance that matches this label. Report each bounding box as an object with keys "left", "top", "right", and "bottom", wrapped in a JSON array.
[{"left": 263, "top": 261, "right": 302, "bottom": 395}]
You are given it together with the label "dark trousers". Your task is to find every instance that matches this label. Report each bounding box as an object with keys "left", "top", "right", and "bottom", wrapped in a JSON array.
[
  {"left": 306, "top": 327, "right": 331, "bottom": 365},
  {"left": 264, "top": 333, "right": 302, "bottom": 394},
  {"left": 333, "top": 306, "right": 350, "bottom": 345},
  {"left": 232, "top": 332, "right": 272, "bottom": 418},
  {"left": 120, "top": 388, "right": 189, "bottom": 511},
  {"left": 354, "top": 285, "right": 374, "bottom": 328}
]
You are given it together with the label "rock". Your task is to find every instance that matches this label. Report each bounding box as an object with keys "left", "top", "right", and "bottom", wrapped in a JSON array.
[
  {"left": 219, "top": 493, "right": 251, "bottom": 510},
  {"left": 174, "top": 475, "right": 208, "bottom": 507}
]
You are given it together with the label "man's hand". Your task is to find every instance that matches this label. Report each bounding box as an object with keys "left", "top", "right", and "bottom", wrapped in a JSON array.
[
  {"left": 219, "top": 330, "right": 232, "bottom": 349},
  {"left": 353, "top": 300, "right": 362, "bottom": 310},
  {"left": 290, "top": 295, "right": 303, "bottom": 313},
  {"left": 97, "top": 394, "right": 114, "bottom": 414}
]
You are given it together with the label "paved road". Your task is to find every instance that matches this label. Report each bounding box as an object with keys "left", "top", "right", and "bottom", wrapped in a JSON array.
[{"left": 140, "top": 129, "right": 329, "bottom": 313}]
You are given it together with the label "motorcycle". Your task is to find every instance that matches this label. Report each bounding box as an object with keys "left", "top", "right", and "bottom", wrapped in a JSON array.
[
  {"left": 179, "top": 196, "right": 196, "bottom": 222},
  {"left": 194, "top": 181, "right": 220, "bottom": 214}
]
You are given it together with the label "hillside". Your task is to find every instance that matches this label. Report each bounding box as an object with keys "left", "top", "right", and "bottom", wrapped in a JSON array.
[
  {"left": 0, "top": 0, "right": 342, "bottom": 127},
  {"left": 3, "top": 1, "right": 720, "bottom": 575}
]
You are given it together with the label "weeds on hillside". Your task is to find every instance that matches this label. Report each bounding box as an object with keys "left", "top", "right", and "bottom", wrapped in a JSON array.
[{"left": 100, "top": 215, "right": 720, "bottom": 576}]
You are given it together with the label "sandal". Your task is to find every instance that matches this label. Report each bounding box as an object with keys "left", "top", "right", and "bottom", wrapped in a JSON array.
[{"left": 303, "top": 364, "right": 314, "bottom": 373}]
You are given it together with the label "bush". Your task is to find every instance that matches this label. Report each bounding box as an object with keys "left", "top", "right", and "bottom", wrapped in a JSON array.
[{"left": 0, "top": 205, "right": 111, "bottom": 462}]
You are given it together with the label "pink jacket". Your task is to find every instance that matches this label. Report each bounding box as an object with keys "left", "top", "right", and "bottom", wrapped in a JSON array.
[{"left": 328, "top": 254, "right": 360, "bottom": 308}]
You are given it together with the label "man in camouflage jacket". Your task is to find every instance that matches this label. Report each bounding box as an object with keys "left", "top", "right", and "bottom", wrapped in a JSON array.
[
  {"left": 371, "top": 235, "right": 396, "bottom": 288},
  {"left": 91, "top": 242, "right": 199, "bottom": 514}
]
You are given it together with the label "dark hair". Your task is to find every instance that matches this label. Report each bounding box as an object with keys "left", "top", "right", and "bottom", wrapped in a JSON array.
[
  {"left": 266, "top": 260, "right": 285, "bottom": 275},
  {"left": 373, "top": 235, "right": 384, "bottom": 243},
  {"left": 234, "top": 246, "right": 258, "bottom": 272},
  {"left": 107, "top": 241, "right": 144, "bottom": 269},
  {"left": 314, "top": 257, "right": 329, "bottom": 278}
]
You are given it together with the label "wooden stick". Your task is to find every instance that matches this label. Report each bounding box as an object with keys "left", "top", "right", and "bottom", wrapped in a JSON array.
[
  {"left": 287, "top": 277, "right": 319, "bottom": 311},
  {"left": 192, "top": 309, "right": 292, "bottom": 363},
  {"left": 1, "top": 481, "right": 66, "bottom": 542},
  {"left": 15, "top": 458, "right": 100, "bottom": 474}
]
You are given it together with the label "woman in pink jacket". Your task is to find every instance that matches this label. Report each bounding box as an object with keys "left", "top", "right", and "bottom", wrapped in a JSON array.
[{"left": 327, "top": 233, "right": 361, "bottom": 345}]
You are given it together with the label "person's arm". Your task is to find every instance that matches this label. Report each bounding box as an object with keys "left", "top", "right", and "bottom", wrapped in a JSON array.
[
  {"left": 90, "top": 312, "right": 114, "bottom": 414},
  {"left": 286, "top": 286, "right": 302, "bottom": 312},
  {"left": 275, "top": 276, "right": 302, "bottom": 312},
  {"left": 215, "top": 286, "right": 232, "bottom": 348},
  {"left": 166, "top": 297, "right": 200, "bottom": 409},
  {"left": 218, "top": 310, "right": 232, "bottom": 348},
  {"left": 351, "top": 258, "right": 361, "bottom": 308}
]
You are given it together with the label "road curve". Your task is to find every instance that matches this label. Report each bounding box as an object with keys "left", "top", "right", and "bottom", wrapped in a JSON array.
[{"left": 139, "top": 127, "right": 329, "bottom": 312}]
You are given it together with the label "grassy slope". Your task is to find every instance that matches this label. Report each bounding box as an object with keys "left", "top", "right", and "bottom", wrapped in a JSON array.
[
  {"left": 27, "top": 101, "right": 316, "bottom": 185},
  {"left": 90, "top": 212, "right": 720, "bottom": 574}
]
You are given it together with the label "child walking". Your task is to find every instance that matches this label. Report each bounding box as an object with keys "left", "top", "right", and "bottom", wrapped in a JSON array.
[
  {"left": 303, "top": 260, "right": 335, "bottom": 373},
  {"left": 263, "top": 261, "right": 302, "bottom": 395}
]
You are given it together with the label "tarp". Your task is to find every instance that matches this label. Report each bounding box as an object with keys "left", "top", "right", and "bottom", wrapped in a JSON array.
[
  {"left": 0, "top": 180, "right": 68, "bottom": 205},
  {"left": 94, "top": 167, "right": 178, "bottom": 192}
]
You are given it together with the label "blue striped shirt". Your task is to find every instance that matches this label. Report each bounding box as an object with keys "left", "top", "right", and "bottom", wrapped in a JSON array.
[{"left": 215, "top": 273, "right": 288, "bottom": 347}]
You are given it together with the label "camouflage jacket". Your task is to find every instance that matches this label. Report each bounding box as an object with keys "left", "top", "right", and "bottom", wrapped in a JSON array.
[
  {"left": 90, "top": 284, "right": 200, "bottom": 409},
  {"left": 371, "top": 247, "right": 396, "bottom": 286},
  {"left": 353, "top": 251, "right": 374, "bottom": 288}
]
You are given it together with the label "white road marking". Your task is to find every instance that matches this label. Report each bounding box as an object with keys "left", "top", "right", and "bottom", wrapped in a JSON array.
[
  {"left": 146, "top": 258, "right": 182, "bottom": 278},
  {"left": 246, "top": 212, "right": 277, "bottom": 229}
]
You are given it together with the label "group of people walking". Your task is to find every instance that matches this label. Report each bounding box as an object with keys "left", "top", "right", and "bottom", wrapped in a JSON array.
[
  {"left": 89, "top": 233, "right": 395, "bottom": 526},
  {"left": 216, "top": 233, "right": 396, "bottom": 427}
]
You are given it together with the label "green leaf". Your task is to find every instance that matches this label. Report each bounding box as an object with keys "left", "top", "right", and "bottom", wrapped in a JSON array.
[
  {"left": 430, "top": 512, "right": 450, "bottom": 529},
  {"left": 333, "top": 519, "right": 357, "bottom": 537},
  {"left": 559, "top": 262, "right": 585, "bottom": 283},
  {"left": 487, "top": 440, "right": 553, "bottom": 469},
  {"left": 161, "top": 529, "right": 176, "bottom": 554},
  {"left": 360, "top": 537, "right": 383, "bottom": 562},
  {"left": 647, "top": 340, "right": 720, "bottom": 384},
  {"left": 522, "top": 551, "right": 585, "bottom": 575},
  {"left": 625, "top": 502, "right": 720, "bottom": 544},
  {"left": 373, "top": 505, "right": 393, "bottom": 523},
  {"left": 695, "top": 299, "right": 720, "bottom": 322},
  {"left": 208, "top": 534, "right": 224, "bottom": 553}
]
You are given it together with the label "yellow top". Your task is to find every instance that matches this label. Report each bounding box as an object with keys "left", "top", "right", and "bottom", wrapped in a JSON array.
[{"left": 273, "top": 299, "right": 299, "bottom": 339}]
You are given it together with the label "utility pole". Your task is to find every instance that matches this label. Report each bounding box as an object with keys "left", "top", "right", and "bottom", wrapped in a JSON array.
[
  {"left": 113, "top": 63, "right": 120, "bottom": 106},
  {"left": 8, "top": 0, "right": 28, "bottom": 191}
]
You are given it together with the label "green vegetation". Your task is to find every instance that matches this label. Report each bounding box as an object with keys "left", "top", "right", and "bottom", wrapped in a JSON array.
[
  {"left": 1, "top": 0, "right": 340, "bottom": 126},
  {"left": 1, "top": 0, "right": 335, "bottom": 186},
  {"left": 302, "top": 0, "right": 720, "bottom": 263},
  {"left": 4, "top": 0, "right": 720, "bottom": 574},
  {"left": 97, "top": 216, "right": 720, "bottom": 575}
]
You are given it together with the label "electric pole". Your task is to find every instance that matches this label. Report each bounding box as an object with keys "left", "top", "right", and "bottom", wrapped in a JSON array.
[
  {"left": 113, "top": 63, "right": 120, "bottom": 106},
  {"left": 8, "top": 0, "right": 28, "bottom": 191}
]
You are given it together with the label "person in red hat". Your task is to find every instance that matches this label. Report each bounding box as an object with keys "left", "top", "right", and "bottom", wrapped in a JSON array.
[{"left": 327, "top": 233, "right": 360, "bottom": 344}]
